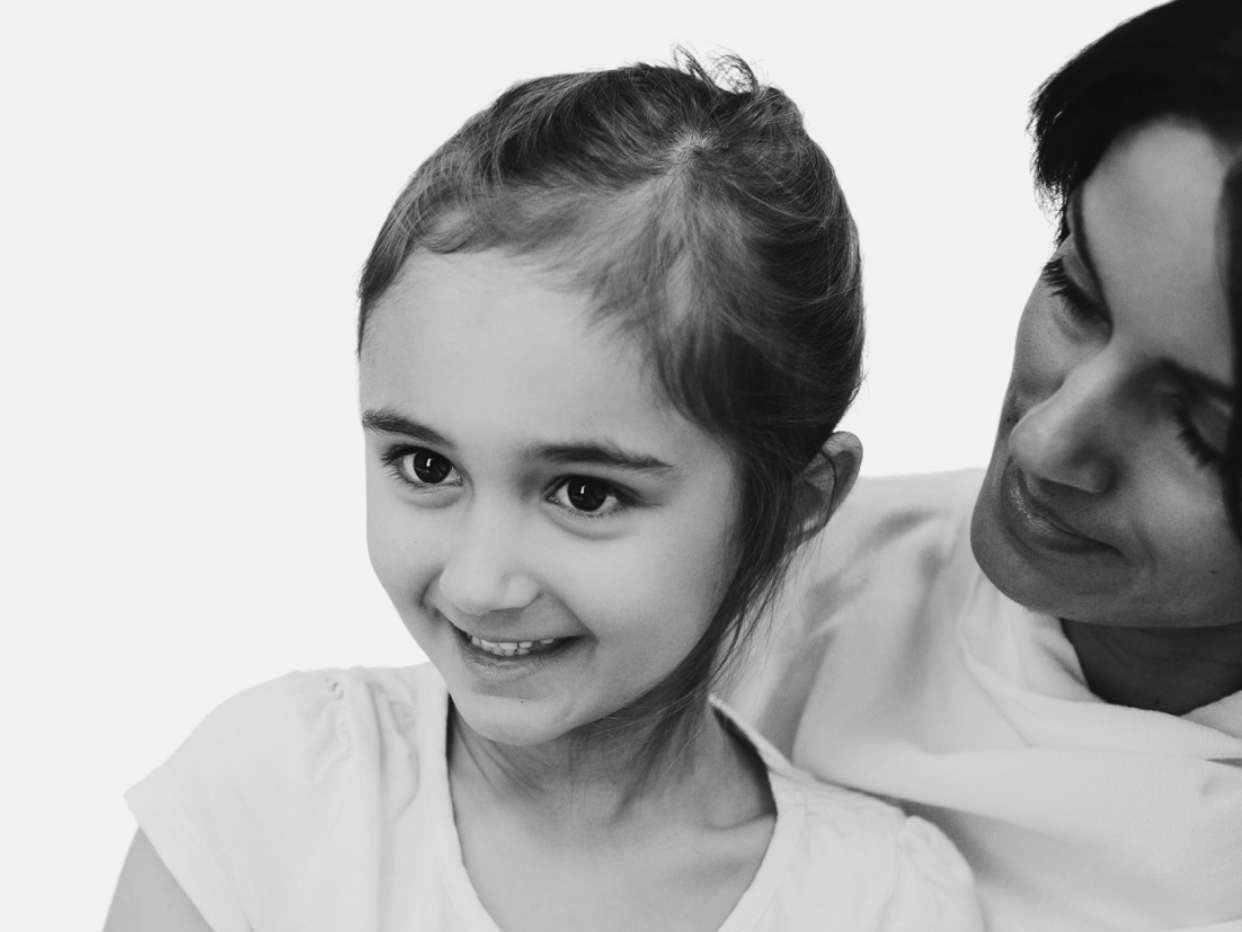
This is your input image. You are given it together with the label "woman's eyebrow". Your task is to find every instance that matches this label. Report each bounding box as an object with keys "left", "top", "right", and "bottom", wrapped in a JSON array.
[
  {"left": 361, "top": 409, "right": 451, "bottom": 447},
  {"left": 1070, "top": 192, "right": 1108, "bottom": 299},
  {"left": 1065, "top": 196, "right": 1235, "bottom": 408}
]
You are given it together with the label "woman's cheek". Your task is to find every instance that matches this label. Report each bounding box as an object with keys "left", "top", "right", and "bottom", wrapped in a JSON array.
[{"left": 1010, "top": 294, "right": 1074, "bottom": 406}]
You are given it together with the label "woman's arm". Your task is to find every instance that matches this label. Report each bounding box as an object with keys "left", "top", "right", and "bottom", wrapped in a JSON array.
[{"left": 103, "top": 830, "right": 214, "bottom": 932}]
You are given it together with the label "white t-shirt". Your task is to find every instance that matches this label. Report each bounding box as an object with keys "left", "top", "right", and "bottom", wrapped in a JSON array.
[
  {"left": 126, "top": 663, "right": 982, "bottom": 931},
  {"left": 733, "top": 470, "right": 1242, "bottom": 932}
]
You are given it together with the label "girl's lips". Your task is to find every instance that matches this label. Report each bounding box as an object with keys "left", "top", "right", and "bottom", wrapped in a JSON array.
[
  {"left": 453, "top": 624, "right": 582, "bottom": 665},
  {"left": 433, "top": 607, "right": 578, "bottom": 653},
  {"left": 467, "top": 633, "right": 567, "bottom": 658}
]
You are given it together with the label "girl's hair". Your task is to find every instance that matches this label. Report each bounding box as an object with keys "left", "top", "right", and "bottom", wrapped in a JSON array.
[
  {"left": 357, "top": 54, "right": 863, "bottom": 768},
  {"left": 1029, "top": 0, "right": 1242, "bottom": 537}
]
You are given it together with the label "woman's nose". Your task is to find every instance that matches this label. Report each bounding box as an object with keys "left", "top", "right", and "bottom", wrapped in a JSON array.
[
  {"left": 436, "top": 510, "right": 538, "bottom": 617},
  {"left": 1008, "top": 357, "right": 1118, "bottom": 495}
]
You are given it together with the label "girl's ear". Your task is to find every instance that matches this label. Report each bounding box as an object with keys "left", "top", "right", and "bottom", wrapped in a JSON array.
[{"left": 796, "top": 431, "right": 862, "bottom": 541}]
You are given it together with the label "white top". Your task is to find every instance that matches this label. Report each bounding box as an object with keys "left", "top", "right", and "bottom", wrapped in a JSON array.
[
  {"left": 732, "top": 470, "right": 1242, "bottom": 932},
  {"left": 126, "top": 663, "right": 982, "bottom": 931}
]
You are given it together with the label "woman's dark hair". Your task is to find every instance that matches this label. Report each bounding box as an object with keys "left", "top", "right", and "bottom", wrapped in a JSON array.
[
  {"left": 1029, "top": 0, "right": 1242, "bottom": 537},
  {"left": 357, "top": 54, "right": 863, "bottom": 770}
]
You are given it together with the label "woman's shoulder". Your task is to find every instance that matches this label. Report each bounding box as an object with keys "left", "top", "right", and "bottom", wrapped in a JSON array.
[
  {"left": 824, "top": 469, "right": 982, "bottom": 545},
  {"left": 789, "top": 468, "right": 983, "bottom": 597}
]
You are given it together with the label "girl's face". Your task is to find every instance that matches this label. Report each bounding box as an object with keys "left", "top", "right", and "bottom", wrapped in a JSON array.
[
  {"left": 972, "top": 119, "right": 1242, "bottom": 629},
  {"left": 360, "top": 250, "right": 740, "bottom": 748}
]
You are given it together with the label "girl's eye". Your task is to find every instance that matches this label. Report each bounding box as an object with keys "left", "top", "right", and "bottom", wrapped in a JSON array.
[
  {"left": 549, "top": 476, "right": 626, "bottom": 517},
  {"left": 384, "top": 446, "right": 460, "bottom": 488},
  {"left": 1041, "top": 257, "right": 1108, "bottom": 330}
]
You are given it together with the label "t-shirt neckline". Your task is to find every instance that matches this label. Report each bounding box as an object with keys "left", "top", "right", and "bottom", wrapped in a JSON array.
[{"left": 415, "top": 667, "right": 803, "bottom": 931}]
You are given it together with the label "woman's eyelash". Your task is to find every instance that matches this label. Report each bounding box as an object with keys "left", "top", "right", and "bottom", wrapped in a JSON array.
[
  {"left": 1039, "top": 258, "right": 1226, "bottom": 474},
  {"left": 1041, "top": 258, "right": 1105, "bottom": 326},
  {"left": 1170, "top": 402, "right": 1224, "bottom": 472}
]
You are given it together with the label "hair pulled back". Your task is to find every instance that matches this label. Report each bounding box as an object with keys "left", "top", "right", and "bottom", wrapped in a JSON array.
[{"left": 357, "top": 53, "right": 864, "bottom": 766}]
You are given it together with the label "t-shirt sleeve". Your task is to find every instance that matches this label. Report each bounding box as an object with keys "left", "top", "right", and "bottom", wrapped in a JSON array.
[
  {"left": 123, "top": 671, "right": 365, "bottom": 932},
  {"left": 875, "top": 816, "right": 984, "bottom": 931}
]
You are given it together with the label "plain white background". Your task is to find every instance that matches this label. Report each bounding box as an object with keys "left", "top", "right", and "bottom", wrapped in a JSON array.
[{"left": 2, "top": 0, "right": 1154, "bottom": 925}]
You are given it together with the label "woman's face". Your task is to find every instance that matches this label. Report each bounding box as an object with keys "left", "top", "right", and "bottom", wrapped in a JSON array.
[
  {"left": 359, "top": 249, "right": 740, "bottom": 748},
  {"left": 972, "top": 120, "right": 1242, "bottom": 629}
]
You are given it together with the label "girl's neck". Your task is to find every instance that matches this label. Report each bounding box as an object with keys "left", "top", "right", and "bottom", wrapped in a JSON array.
[{"left": 447, "top": 700, "right": 771, "bottom": 838}]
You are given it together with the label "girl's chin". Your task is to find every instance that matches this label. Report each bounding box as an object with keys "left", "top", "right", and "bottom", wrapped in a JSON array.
[{"left": 449, "top": 693, "right": 581, "bottom": 750}]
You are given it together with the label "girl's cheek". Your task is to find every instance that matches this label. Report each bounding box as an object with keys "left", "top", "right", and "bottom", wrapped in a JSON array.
[{"left": 367, "top": 504, "right": 440, "bottom": 592}]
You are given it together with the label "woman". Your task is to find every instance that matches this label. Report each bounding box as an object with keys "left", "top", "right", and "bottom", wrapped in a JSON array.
[{"left": 735, "top": 1, "right": 1242, "bottom": 929}]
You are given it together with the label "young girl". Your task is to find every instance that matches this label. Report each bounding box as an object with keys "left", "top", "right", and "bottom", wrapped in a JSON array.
[{"left": 105, "top": 56, "right": 982, "bottom": 931}]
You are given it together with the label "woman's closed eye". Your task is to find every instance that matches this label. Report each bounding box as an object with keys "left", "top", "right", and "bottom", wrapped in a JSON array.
[
  {"left": 1170, "top": 397, "right": 1228, "bottom": 472},
  {"left": 1041, "top": 257, "right": 1109, "bottom": 330}
]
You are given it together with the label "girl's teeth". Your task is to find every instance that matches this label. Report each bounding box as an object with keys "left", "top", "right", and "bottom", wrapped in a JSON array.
[{"left": 469, "top": 634, "right": 562, "bottom": 657}]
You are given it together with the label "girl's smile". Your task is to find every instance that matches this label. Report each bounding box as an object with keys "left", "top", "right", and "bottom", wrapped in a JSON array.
[
  {"left": 359, "top": 248, "right": 742, "bottom": 750},
  {"left": 437, "top": 603, "right": 585, "bottom": 680}
]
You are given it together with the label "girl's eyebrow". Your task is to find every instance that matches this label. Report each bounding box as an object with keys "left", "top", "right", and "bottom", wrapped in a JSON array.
[
  {"left": 361, "top": 409, "right": 451, "bottom": 447},
  {"left": 528, "top": 441, "right": 679, "bottom": 476},
  {"left": 362, "top": 408, "right": 679, "bottom": 475}
]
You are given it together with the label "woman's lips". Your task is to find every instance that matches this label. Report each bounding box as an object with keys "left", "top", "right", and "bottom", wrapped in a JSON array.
[{"left": 999, "top": 463, "right": 1109, "bottom": 556}]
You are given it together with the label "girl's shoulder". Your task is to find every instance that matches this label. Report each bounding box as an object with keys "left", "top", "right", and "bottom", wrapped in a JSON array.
[
  {"left": 772, "top": 760, "right": 966, "bottom": 868},
  {"left": 767, "top": 765, "right": 982, "bottom": 929},
  {"left": 143, "top": 663, "right": 441, "bottom": 787},
  {"left": 757, "top": 765, "right": 981, "bottom": 929},
  {"left": 715, "top": 700, "right": 983, "bottom": 930},
  {"left": 123, "top": 664, "right": 448, "bottom": 932}
]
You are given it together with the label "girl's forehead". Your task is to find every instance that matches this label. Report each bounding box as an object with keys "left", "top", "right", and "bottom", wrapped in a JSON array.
[
  {"left": 365, "top": 250, "right": 642, "bottom": 386},
  {"left": 375, "top": 250, "right": 617, "bottom": 340},
  {"left": 359, "top": 249, "right": 713, "bottom": 462}
]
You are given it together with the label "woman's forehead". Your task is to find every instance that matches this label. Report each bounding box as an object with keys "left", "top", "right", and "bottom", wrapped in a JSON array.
[{"left": 1077, "top": 120, "right": 1234, "bottom": 389}]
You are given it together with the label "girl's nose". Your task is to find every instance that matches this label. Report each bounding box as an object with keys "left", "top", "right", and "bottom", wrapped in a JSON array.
[
  {"left": 1008, "top": 358, "right": 1117, "bottom": 495},
  {"left": 436, "top": 513, "right": 539, "bottom": 617}
]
